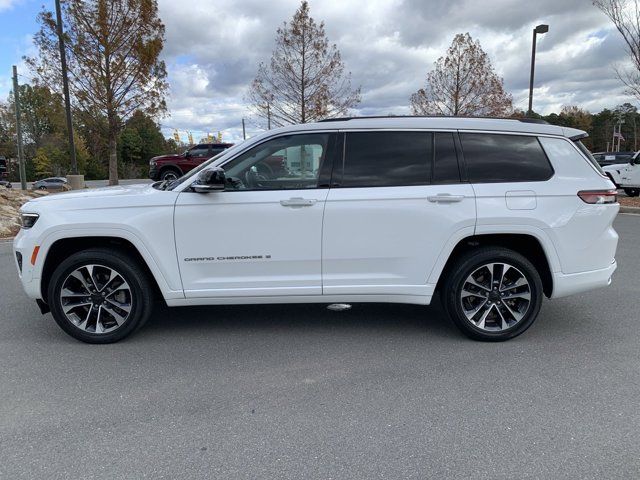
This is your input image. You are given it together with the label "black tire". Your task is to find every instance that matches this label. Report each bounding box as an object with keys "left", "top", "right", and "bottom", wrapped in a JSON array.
[
  {"left": 623, "top": 188, "right": 640, "bottom": 197},
  {"left": 39, "top": 186, "right": 47, "bottom": 190},
  {"left": 442, "top": 247, "right": 543, "bottom": 341},
  {"left": 160, "top": 168, "right": 181, "bottom": 181},
  {"left": 48, "top": 248, "right": 154, "bottom": 344}
]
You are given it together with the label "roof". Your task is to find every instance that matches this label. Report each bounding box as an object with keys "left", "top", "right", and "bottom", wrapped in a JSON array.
[{"left": 268, "top": 116, "right": 586, "bottom": 139}]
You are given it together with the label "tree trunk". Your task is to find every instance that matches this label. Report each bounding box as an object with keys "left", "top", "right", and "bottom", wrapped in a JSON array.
[{"left": 108, "top": 115, "right": 119, "bottom": 185}]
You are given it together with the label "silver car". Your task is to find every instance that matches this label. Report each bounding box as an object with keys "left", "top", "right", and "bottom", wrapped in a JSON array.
[{"left": 32, "top": 177, "right": 69, "bottom": 191}]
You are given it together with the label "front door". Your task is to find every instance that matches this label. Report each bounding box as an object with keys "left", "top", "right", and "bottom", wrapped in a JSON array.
[{"left": 174, "top": 132, "right": 338, "bottom": 298}]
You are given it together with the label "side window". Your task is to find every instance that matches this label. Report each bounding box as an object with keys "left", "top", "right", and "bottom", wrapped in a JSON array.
[
  {"left": 223, "top": 133, "right": 332, "bottom": 191},
  {"left": 433, "top": 132, "right": 460, "bottom": 184},
  {"left": 189, "top": 145, "right": 211, "bottom": 158},
  {"left": 460, "top": 133, "right": 553, "bottom": 183},
  {"left": 341, "top": 131, "right": 431, "bottom": 188}
]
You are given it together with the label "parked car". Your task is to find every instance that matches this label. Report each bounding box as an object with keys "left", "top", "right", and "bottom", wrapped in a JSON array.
[
  {"left": 32, "top": 177, "right": 70, "bottom": 192},
  {"left": 602, "top": 151, "right": 640, "bottom": 197},
  {"left": 14, "top": 116, "right": 618, "bottom": 344},
  {"left": 149, "top": 143, "right": 234, "bottom": 181},
  {"left": 0, "top": 179, "right": 12, "bottom": 188},
  {"left": 592, "top": 151, "right": 635, "bottom": 167},
  {"left": 0, "top": 156, "right": 8, "bottom": 179}
]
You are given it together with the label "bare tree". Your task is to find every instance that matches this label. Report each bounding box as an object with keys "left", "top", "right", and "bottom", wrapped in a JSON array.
[
  {"left": 594, "top": 0, "right": 640, "bottom": 100},
  {"left": 248, "top": 1, "right": 361, "bottom": 126},
  {"left": 27, "top": 0, "right": 168, "bottom": 185},
  {"left": 410, "top": 33, "right": 513, "bottom": 117}
]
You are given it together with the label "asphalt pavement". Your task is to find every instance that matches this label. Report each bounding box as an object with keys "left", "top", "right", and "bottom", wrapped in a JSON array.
[{"left": 1, "top": 214, "right": 639, "bottom": 479}]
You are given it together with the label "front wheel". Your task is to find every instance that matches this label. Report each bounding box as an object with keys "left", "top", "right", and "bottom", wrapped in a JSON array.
[
  {"left": 160, "top": 169, "right": 180, "bottom": 181},
  {"left": 48, "top": 248, "right": 154, "bottom": 343},
  {"left": 442, "top": 247, "right": 543, "bottom": 341},
  {"left": 623, "top": 188, "right": 640, "bottom": 197}
]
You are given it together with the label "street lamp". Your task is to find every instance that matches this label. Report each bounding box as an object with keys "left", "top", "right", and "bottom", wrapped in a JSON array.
[{"left": 528, "top": 24, "right": 549, "bottom": 116}]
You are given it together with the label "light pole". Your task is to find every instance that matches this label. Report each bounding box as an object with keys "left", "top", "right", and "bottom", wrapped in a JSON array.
[{"left": 528, "top": 24, "right": 549, "bottom": 116}]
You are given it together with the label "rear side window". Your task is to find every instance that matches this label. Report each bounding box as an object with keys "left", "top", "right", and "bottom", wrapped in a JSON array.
[
  {"left": 341, "top": 131, "right": 431, "bottom": 187},
  {"left": 433, "top": 132, "right": 460, "bottom": 184},
  {"left": 460, "top": 133, "right": 553, "bottom": 183},
  {"left": 573, "top": 140, "right": 606, "bottom": 175}
]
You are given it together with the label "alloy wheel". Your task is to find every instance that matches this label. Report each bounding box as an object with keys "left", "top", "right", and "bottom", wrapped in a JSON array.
[
  {"left": 459, "top": 262, "right": 532, "bottom": 332},
  {"left": 59, "top": 264, "right": 133, "bottom": 334}
]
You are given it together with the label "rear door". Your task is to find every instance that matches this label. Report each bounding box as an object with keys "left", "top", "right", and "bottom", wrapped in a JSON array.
[{"left": 321, "top": 130, "right": 476, "bottom": 298}]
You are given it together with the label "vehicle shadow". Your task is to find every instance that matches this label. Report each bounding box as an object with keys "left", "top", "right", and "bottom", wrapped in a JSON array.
[{"left": 142, "top": 296, "right": 460, "bottom": 340}]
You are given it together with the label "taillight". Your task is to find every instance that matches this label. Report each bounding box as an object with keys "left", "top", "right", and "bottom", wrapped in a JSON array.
[{"left": 577, "top": 189, "right": 618, "bottom": 204}]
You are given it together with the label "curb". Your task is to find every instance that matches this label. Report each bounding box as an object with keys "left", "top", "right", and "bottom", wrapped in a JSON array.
[{"left": 619, "top": 206, "right": 640, "bottom": 214}]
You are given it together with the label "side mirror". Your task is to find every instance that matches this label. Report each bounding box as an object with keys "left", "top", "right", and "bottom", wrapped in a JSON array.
[
  {"left": 184, "top": 150, "right": 191, "bottom": 158},
  {"left": 192, "top": 167, "right": 226, "bottom": 193}
]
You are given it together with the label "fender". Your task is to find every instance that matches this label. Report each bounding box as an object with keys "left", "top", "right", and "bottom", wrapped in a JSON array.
[
  {"left": 35, "top": 226, "right": 184, "bottom": 300},
  {"left": 427, "top": 224, "right": 562, "bottom": 285}
]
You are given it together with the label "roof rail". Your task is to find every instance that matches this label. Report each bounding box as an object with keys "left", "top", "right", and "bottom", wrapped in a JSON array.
[{"left": 317, "top": 115, "right": 549, "bottom": 125}]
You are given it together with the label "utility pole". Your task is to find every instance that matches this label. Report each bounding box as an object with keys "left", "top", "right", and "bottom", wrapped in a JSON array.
[
  {"left": 242, "top": 118, "right": 246, "bottom": 140},
  {"left": 55, "top": 0, "right": 84, "bottom": 189},
  {"left": 12, "top": 66, "right": 27, "bottom": 191}
]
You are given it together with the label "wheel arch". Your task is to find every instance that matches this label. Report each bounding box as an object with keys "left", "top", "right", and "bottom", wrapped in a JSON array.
[
  {"left": 434, "top": 233, "right": 554, "bottom": 298},
  {"left": 40, "top": 236, "right": 166, "bottom": 306},
  {"left": 158, "top": 164, "right": 183, "bottom": 176}
]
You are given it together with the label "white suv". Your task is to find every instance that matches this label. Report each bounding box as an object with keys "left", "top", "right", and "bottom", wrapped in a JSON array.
[
  {"left": 13, "top": 117, "right": 619, "bottom": 343},
  {"left": 602, "top": 151, "right": 640, "bottom": 197}
]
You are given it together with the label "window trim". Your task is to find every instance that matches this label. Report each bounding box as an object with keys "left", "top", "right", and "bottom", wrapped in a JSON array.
[
  {"left": 336, "top": 129, "right": 435, "bottom": 189},
  {"left": 456, "top": 130, "right": 555, "bottom": 184},
  {"left": 206, "top": 132, "right": 339, "bottom": 193}
]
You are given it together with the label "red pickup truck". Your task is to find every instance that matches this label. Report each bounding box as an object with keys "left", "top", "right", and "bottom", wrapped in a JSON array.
[{"left": 149, "top": 143, "right": 234, "bottom": 181}]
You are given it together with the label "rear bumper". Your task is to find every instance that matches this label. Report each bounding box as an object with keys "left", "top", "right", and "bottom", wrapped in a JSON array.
[{"left": 551, "top": 260, "right": 617, "bottom": 299}]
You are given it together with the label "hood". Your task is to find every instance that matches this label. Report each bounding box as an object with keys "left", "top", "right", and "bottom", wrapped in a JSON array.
[
  {"left": 602, "top": 163, "right": 628, "bottom": 172},
  {"left": 20, "top": 183, "right": 177, "bottom": 214}
]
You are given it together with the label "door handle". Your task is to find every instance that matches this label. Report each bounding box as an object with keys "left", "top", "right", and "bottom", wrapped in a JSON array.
[
  {"left": 427, "top": 194, "right": 465, "bottom": 203},
  {"left": 280, "top": 197, "right": 317, "bottom": 207}
]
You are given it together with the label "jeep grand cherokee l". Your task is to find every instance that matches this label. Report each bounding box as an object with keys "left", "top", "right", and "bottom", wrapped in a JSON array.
[{"left": 14, "top": 117, "right": 618, "bottom": 343}]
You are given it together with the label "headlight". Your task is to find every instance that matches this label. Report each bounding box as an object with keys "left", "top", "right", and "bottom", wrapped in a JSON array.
[
  {"left": 150, "top": 158, "right": 157, "bottom": 166},
  {"left": 20, "top": 213, "right": 39, "bottom": 229}
]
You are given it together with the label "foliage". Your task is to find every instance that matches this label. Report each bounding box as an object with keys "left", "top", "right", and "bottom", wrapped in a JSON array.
[
  {"left": 248, "top": 1, "right": 361, "bottom": 126},
  {"left": 410, "top": 33, "right": 513, "bottom": 117},
  {"left": 27, "top": 0, "right": 168, "bottom": 185},
  {"left": 594, "top": 0, "right": 640, "bottom": 101}
]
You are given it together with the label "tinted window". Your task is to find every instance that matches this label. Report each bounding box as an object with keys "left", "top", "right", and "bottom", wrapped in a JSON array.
[
  {"left": 460, "top": 134, "right": 553, "bottom": 183},
  {"left": 189, "top": 145, "right": 210, "bottom": 158},
  {"left": 342, "top": 131, "right": 431, "bottom": 187},
  {"left": 433, "top": 132, "right": 460, "bottom": 184}
]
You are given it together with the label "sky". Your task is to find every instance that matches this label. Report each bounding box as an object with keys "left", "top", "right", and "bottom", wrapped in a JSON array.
[{"left": 0, "top": 0, "right": 636, "bottom": 142}]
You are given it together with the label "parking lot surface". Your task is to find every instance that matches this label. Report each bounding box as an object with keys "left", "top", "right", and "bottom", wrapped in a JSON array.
[{"left": 1, "top": 214, "right": 639, "bottom": 479}]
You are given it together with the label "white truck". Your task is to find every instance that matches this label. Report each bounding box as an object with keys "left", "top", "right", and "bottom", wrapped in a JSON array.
[{"left": 603, "top": 151, "right": 640, "bottom": 197}]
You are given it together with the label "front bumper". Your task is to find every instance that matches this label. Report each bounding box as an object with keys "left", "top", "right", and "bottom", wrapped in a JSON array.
[
  {"left": 13, "top": 229, "right": 43, "bottom": 300},
  {"left": 149, "top": 166, "right": 160, "bottom": 181},
  {"left": 551, "top": 260, "right": 617, "bottom": 299}
]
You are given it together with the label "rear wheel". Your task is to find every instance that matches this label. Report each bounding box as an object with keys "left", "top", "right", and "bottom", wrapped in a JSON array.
[
  {"left": 48, "top": 248, "right": 153, "bottom": 343},
  {"left": 442, "top": 247, "right": 543, "bottom": 341},
  {"left": 623, "top": 188, "right": 640, "bottom": 197}
]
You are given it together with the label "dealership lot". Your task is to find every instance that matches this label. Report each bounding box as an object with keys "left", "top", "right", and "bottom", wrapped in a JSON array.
[{"left": 1, "top": 214, "right": 639, "bottom": 479}]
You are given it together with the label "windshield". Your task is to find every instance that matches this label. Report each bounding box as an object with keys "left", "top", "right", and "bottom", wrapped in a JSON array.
[
  {"left": 574, "top": 140, "right": 606, "bottom": 176},
  {"left": 166, "top": 142, "right": 248, "bottom": 191}
]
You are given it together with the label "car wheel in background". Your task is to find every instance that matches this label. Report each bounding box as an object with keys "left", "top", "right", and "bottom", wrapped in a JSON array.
[
  {"left": 160, "top": 169, "right": 180, "bottom": 181},
  {"left": 623, "top": 188, "right": 640, "bottom": 197}
]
